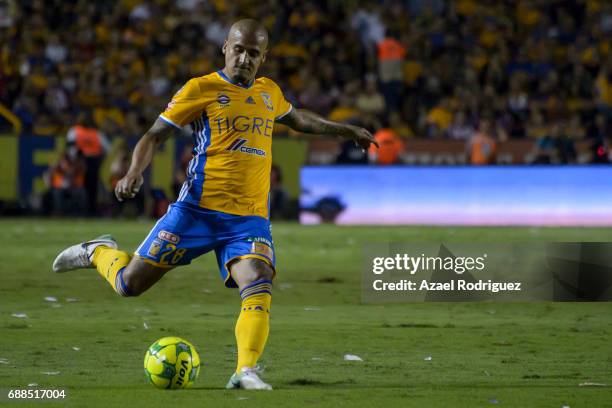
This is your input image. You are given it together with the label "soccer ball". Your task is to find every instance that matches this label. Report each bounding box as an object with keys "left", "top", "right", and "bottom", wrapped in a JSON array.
[{"left": 144, "top": 336, "right": 200, "bottom": 389}]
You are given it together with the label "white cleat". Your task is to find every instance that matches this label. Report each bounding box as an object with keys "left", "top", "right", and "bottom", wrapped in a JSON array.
[
  {"left": 226, "top": 366, "right": 273, "bottom": 390},
  {"left": 52, "top": 234, "right": 117, "bottom": 273}
]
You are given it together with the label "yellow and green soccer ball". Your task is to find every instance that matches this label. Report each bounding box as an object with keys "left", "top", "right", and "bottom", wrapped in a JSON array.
[{"left": 144, "top": 337, "right": 200, "bottom": 389}]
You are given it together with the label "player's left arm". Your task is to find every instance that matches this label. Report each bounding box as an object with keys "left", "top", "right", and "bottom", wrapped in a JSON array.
[{"left": 276, "top": 108, "right": 379, "bottom": 150}]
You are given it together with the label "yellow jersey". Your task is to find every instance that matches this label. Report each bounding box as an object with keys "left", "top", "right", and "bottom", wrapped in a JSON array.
[{"left": 159, "top": 70, "right": 293, "bottom": 218}]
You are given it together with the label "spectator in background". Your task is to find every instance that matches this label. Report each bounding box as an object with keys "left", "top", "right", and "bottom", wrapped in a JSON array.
[
  {"left": 43, "top": 75, "right": 70, "bottom": 126},
  {"left": 587, "top": 113, "right": 610, "bottom": 164},
  {"left": 595, "top": 63, "right": 612, "bottom": 111},
  {"left": 467, "top": 117, "right": 498, "bottom": 165},
  {"left": 336, "top": 139, "right": 369, "bottom": 164},
  {"left": 446, "top": 110, "right": 475, "bottom": 140},
  {"left": 567, "top": 113, "right": 586, "bottom": 140},
  {"left": 526, "top": 108, "right": 548, "bottom": 139},
  {"left": 47, "top": 143, "right": 87, "bottom": 216},
  {"left": 67, "top": 110, "right": 110, "bottom": 216},
  {"left": 589, "top": 136, "right": 609, "bottom": 164},
  {"left": 531, "top": 121, "right": 577, "bottom": 164},
  {"left": 426, "top": 98, "right": 453, "bottom": 138},
  {"left": 377, "top": 29, "right": 405, "bottom": 113},
  {"left": 355, "top": 74, "right": 386, "bottom": 119},
  {"left": 269, "top": 164, "right": 289, "bottom": 220},
  {"left": 328, "top": 92, "right": 360, "bottom": 124},
  {"left": 351, "top": 3, "right": 385, "bottom": 52},
  {"left": 298, "top": 78, "right": 334, "bottom": 114},
  {"left": 389, "top": 111, "right": 414, "bottom": 139},
  {"left": 588, "top": 113, "right": 609, "bottom": 142},
  {"left": 369, "top": 128, "right": 405, "bottom": 165},
  {"left": 12, "top": 94, "right": 37, "bottom": 135}
]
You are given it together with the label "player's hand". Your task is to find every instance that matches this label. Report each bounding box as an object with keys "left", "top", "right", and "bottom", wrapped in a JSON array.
[
  {"left": 347, "top": 125, "right": 379, "bottom": 151},
  {"left": 115, "top": 172, "right": 143, "bottom": 202}
]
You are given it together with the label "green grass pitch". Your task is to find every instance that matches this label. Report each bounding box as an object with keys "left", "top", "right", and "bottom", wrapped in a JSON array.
[{"left": 1, "top": 219, "right": 611, "bottom": 407}]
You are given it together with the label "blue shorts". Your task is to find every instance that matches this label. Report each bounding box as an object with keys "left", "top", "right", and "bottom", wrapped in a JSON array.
[{"left": 134, "top": 202, "right": 275, "bottom": 288}]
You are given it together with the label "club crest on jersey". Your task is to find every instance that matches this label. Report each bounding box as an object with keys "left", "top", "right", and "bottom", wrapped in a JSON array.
[
  {"left": 226, "top": 138, "right": 266, "bottom": 157},
  {"left": 260, "top": 92, "right": 273, "bottom": 111},
  {"left": 148, "top": 239, "right": 162, "bottom": 257},
  {"left": 158, "top": 230, "right": 180, "bottom": 244},
  {"left": 217, "top": 93, "right": 231, "bottom": 107}
]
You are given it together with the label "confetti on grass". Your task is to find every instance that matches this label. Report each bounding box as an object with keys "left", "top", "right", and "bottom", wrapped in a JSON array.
[
  {"left": 343, "top": 354, "right": 363, "bottom": 361},
  {"left": 579, "top": 382, "right": 608, "bottom": 387}
]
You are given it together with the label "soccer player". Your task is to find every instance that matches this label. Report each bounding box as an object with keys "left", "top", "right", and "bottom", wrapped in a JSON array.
[{"left": 52, "top": 19, "right": 377, "bottom": 390}]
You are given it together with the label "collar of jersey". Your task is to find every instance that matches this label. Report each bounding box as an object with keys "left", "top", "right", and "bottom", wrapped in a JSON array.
[{"left": 217, "top": 70, "right": 254, "bottom": 89}]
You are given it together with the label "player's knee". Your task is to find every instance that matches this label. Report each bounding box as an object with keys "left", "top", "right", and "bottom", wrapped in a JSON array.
[
  {"left": 121, "top": 267, "right": 147, "bottom": 297},
  {"left": 119, "top": 259, "right": 169, "bottom": 297},
  {"left": 247, "top": 258, "right": 274, "bottom": 282},
  {"left": 231, "top": 258, "right": 274, "bottom": 289}
]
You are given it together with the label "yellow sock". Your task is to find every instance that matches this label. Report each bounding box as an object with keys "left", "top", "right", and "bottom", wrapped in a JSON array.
[
  {"left": 92, "top": 246, "right": 132, "bottom": 296},
  {"left": 235, "top": 280, "right": 272, "bottom": 373}
]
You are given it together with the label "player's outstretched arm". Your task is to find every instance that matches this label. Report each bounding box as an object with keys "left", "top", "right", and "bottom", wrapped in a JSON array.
[
  {"left": 276, "top": 108, "right": 379, "bottom": 150},
  {"left": 114, "top": 118, "right": 175, "bottom": 202}
]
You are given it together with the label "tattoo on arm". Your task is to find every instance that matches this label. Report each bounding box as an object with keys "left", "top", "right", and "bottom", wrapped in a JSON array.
[{"left": 277, "top": 108, "right": 352, "bottom": 137}]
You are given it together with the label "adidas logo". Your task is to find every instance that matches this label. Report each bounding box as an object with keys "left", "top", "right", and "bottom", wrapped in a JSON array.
[{"left": 245, "top": 96, "right": 255, "bottom": 104}]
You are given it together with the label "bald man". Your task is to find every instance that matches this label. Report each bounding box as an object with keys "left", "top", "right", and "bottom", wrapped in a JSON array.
[{"left": 53, "top": 19, "right": 377, "bottom": 390}]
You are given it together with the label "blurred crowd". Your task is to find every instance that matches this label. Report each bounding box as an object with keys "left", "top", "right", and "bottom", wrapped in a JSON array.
[
  {"left": 0, "top": 0, "right": 610, "bottom": 140},
  {"left": 1, "top": 0, "right": 612, "bottom": 214}
]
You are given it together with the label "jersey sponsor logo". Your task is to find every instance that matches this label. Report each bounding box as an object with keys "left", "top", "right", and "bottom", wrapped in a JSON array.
[
  {"left": 217, "top": 93, "right": 231, "bottom": 106},
  {"left": 226, "top": 138, "right": 266, "bottom": 157},
  {"left": 260, "top": 92, "right": 273, "bottom": 111},
  {"left": 158, "top": 230, "right": 180, "bottom": 244},
  {"left": 245, "top": 96, "right": 256, "bottom": 104}
]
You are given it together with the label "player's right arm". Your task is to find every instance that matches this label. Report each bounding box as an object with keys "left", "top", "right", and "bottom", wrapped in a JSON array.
[
  {"left": 114, "top": 119, "right": 174, "bottom": 201},
  {"left": 115, "top": 78, "right": 203, "bottom": 202}
]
